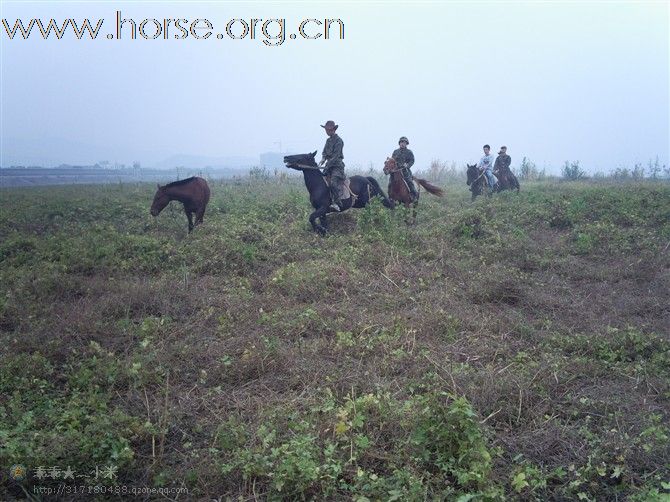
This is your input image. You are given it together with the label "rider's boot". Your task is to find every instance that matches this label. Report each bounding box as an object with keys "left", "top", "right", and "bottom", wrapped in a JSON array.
[
  {"left": 329, "top": 188, "right": 341, "bottom": 211},
  {"left": 409, "top": 182, "right": 419, "bottom": 202}
]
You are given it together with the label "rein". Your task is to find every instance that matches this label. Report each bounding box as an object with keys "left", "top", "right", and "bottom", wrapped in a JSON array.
[
  {"left": 472, "top": 170, "right": 486, "bottom": 184},
  {"left": 384, "top": 165, "right": 408, "bottom": 175}
]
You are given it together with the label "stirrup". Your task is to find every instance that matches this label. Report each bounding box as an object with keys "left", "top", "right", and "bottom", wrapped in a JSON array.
[{"left": 329, "top": 203, "right": 341, "bottom": 212}]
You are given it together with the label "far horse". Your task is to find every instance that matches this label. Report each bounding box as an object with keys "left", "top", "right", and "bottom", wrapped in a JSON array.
[
  {"left": 494, "top": 167, "right": 521, "bottom": 193},
  {"left": 466, "top": 164, "right": 492, "bottom": 201},
  {"left": 383, "top": 157, "right": 444, "bottom": 222},
  {"left": 284, "top": 151, "right": 393, "bottom": 235},
  {"left": 467, "top": 164, "right": 520, "bottom": 201},
  {"left": 150, "top": 176, "right": 210, "bottom": 233}
]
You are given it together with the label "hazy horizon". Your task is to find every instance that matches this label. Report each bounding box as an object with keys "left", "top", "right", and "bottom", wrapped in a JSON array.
[{"left": 1, "top": 1, "right": 668, "bottom": 174}]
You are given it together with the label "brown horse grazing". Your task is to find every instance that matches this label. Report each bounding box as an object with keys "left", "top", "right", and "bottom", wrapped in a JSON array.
[
  {"left": 150, "top": 176, "right": 210, "bottom": 233},
  {"left": 383, "top": 157, "right": 444, "bottom": 223}
]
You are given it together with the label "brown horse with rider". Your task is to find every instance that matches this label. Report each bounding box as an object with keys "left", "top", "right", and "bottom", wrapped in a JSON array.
[{"left": 383, "top": 157, "right": 444, "bottom": 222}]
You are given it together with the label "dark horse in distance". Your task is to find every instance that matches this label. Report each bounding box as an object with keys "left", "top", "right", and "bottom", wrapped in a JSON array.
[
  {"left": 466, "top": 164, "right": 490, "bottom": 200},
  {"left": 284, "top": 152, "right": 393, "bottom": 235},
  {"left": 383, "top": 157, "right": 444, "bottom": 223},
  {"left": 466, "top": 164, "right": 520, "bottom": 201},
  {"left": 150, "top": 176, "right": 210, "bottom": 232},
  {"left": 495, "top": 167, "right": 521, "bottom": 193}
]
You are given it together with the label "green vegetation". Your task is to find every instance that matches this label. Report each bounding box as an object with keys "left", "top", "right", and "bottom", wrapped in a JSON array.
[{"left": 1, "top": 178, "right": 669, "bottom": 500}]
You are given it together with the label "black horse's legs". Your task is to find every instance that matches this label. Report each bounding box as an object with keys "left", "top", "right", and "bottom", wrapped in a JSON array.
[
  {"left": 319, "top": 213, "right": 328, "bottom": 233},
  {"left": 308, "top": 210, "right": 319, "bottom": 232},
  {"left": 309, "top": 206, "right": 329, "bottom": 235},
  {"left": 471, "top": 184, "right": 480, "bottom": 201}
]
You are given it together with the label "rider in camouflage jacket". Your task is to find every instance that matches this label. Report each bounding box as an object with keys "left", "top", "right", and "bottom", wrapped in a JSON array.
[
  {"left": 319, "top": 120, "right": 346, "bottom": 211},
  {"left": 391, "top": 136, "right": 418, "bottom": 201}
]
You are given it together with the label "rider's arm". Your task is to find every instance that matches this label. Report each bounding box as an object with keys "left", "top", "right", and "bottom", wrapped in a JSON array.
[
  {"left": 406, "top": 150, "right": 415, "bottom": 169},
  {"left": 330, "top": 136, "right": 344, "bottom": 160},
  {"left": 320, "top": 143, "right": 328, "bottom": 166}
]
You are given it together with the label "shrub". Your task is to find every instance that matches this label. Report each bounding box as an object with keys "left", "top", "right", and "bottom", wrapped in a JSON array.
[{"left": 562, "top": 161, "right": 586, "bottom": 180}]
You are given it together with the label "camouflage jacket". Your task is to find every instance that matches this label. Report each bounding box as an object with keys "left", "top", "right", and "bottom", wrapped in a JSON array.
[
  {"left": 494, "top": 154, "right": 511, "bottom": 174},
  {"left": 321, "top": 134, "right": 344, "bottom": 169},
  {"left": 392, "top": 147, "right": 415, "bottom": 170}
]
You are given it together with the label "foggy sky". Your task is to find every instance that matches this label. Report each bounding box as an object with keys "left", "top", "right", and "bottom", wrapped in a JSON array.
[{"left": 1, "top": 1, "right": 668, "bottom": 173}]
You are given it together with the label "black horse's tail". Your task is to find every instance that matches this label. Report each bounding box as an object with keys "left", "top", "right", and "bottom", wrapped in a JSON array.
[{"left": 366, "top": 177, "right": 394, "bottom": 208}]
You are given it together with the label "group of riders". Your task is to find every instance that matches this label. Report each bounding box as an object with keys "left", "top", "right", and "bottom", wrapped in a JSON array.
[
  {"left": 318, "top": 120, "right": 517, "bottom": 210},
  {"left": 473, "top": 144, "right": 519, "bottom": 193}
]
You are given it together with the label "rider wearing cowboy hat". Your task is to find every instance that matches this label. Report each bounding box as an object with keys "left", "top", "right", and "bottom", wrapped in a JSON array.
[
  {"left": 319, "top": 120, "right": 346, "bottom": 211},
  {"left": 493, "top": 146, "right": 511, "bottom": 178},
  {"left": 391, "top": 136, "right": 418, "bottom": 201}
]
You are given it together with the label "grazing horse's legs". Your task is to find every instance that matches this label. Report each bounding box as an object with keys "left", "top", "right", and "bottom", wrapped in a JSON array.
[
  {"left": 195, "top": 206, "right": 206, "bottom": 225},
  {"left": 185, "top": 208, "right": 194, "bottom": 233}
]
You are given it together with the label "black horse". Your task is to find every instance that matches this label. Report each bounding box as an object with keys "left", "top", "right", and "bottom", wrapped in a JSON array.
[
  {"left": 495, "top": 168, "right": 521, "bottom": 193},
  {"left": 284, "top": 151, "right": 393, "bottom": 235},
  {"left": 466, "top": 163, "right": 491, "bottom": 201}
]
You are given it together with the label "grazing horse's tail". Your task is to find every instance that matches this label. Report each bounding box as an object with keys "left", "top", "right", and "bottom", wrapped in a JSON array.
[
  {"left": 366, "top": 177, "right": 394, "bottom": 208},
  {"left": 413, "top": 177, "right": 445, "bottom": 197}
]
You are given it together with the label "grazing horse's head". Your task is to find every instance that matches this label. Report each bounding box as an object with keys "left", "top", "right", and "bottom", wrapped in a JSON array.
[
  {"left": 383, "top": 157, "right": 397, "bottom": 175},
  {"left": 466, "top": 164, "right": 479, "bottom": 186},
  {"left": 283, "top": 151, "right": 318, "bottom": 170},
  {"left": 150, "top": 184, "right": 170, "bottom": 216}
]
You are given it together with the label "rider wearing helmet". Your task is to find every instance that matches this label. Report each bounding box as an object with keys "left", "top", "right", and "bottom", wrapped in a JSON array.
[{"left": 391, "top": 136, "right": 418, "bottom": 201}]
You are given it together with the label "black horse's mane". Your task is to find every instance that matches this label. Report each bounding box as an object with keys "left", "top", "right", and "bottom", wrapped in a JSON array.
[{"left": 164, "top": 176, "right": 197, "bottom": 188}]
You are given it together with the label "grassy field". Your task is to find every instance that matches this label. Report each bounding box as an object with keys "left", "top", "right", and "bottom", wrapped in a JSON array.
[{"left": 1, "top": 176, "right": 669, "bottom": 501}]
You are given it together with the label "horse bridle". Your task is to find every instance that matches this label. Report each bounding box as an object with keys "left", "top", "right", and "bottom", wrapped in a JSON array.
[
  {"left": 293, "top": 163, "right": 323, "bottom": 171},
  {"left": 384, "top": 161, "right": 408, "bottom": 175}
]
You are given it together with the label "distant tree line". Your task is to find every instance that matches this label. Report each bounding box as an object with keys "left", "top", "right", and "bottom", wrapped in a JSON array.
[{"left": 515, "top": 157, "right": 669, "bottom": 181}]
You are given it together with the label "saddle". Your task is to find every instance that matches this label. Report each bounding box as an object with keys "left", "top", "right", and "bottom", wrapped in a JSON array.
[{"left": 324, "top": 176, "right": 355, "bottom": 200}]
